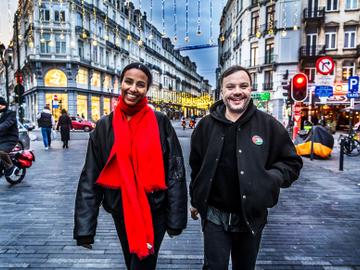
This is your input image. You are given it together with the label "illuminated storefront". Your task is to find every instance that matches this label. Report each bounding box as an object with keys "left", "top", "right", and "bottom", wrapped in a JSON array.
[
  {"left": 76, "top": 67, "right": 88, "bottom": 88},
  {"left": 91, "top": 96, "right": 100, "bottom": 121},
  {"left": 45, "top": 93, "right": 68, "bottom": 120},
  {"left": 103, "top": 97, "right": 111, "bottom": 116},
  {"left": 77, "top": 94, "right": 88, "bottom": 119}
]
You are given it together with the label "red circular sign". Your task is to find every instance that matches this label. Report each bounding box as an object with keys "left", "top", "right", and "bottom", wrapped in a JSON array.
[{"left": 316, "top": 56, "right": 334, "bottom": 75}]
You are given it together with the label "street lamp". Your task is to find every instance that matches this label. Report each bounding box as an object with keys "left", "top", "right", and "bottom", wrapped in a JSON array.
[{"left": 0, "top": 42, "right": 10, "bottom": 104}]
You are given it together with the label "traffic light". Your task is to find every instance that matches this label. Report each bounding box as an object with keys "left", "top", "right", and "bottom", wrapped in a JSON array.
[
  {"left": 282, "top": 80, "right": 293, "bottom": 105},
  {"left": 291, "top": 73, "right": 308, "bottom": 102}
]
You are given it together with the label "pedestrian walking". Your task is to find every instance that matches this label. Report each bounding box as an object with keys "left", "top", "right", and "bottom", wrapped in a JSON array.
[
  {"left": 74, "top": 62, "right": 187, "bottom": 270},
  {"left": 56, "top": 109, "right": 73, "bottom": 149},
  {"left": 0, "top": 97, "right": 19, "bottom": 177},
  {"left": 37, "top": 104, "right": 55, "bottom": 150},
  {"left": 189, "top": 65, "right": 303, "bottom": 270}
]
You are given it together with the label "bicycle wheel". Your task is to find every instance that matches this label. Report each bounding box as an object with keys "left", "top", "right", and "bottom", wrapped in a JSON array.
[
  {"left": 347, "top": 139, "right": 360, "bottom": 157},
  {"left": 342, "top": 138, "right": 353, "bottom": 156}
]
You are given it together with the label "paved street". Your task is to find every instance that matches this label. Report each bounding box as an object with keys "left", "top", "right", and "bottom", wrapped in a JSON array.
[{"left": 0, "top": 121, "right": 359, "bottom": 269}]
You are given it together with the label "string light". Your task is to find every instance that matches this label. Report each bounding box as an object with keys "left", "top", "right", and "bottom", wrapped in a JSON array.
[
  {"left": 92, "top": 6, "right": 98, "bottom": 46},
  {"left": 173, "top": 0, "right": 177, "bottom": 43},
  {"left": 281, "top": 1, "right": 287, "bottom": 37},
  {"left": 196, "top": 0, "right": 201, "bottom": 36},
  {"left": 81, "top": 0, "right": 87, "bottom": 39},
  {"left": 161, "top": 0, "right": 166, "bottom": 37},
  {"left": 209, "top": 0, "right": 213, "bottom": 44},
  {"left": 268, "top": 5, "right": 274, "bottom": 35},
  {"left": 149, "top": 0, "right": 153, "bottom": 39},
  {"left": 185, "top": 0, "right": 189, "bottom": 42},
  {"left": 126, "top": 1, "right": 132, "bottom": 41}
]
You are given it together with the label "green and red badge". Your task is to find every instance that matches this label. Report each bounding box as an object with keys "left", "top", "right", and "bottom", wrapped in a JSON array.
[{"left": 252, "top": 135, "right": 263, "bottom": 145}]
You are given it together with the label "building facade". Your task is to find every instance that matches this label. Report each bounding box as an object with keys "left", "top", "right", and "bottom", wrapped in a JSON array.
[
  {"left": 218, "top": 0, "right": 302, "bottom": 122},
  {"left": 218, "top": 0, "right": 360, "bottom": 126},
  {"left": 300, "top": 0, "right": 360, "bottom": 126},
  {"left": 13, "top": 0, "right": 211, "bottom": 123}
]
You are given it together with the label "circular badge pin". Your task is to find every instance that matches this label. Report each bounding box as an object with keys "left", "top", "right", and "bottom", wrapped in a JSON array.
[{"left": 252, "top": 135, "right": 263, "bottom": 146}]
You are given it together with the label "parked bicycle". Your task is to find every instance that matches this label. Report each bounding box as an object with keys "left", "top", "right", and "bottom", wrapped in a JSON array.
[{"left": 338, "top": 131, "right": 360, "bottom": 157}]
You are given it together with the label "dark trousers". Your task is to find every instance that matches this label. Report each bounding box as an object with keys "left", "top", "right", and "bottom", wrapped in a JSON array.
[
  {"left": 112, "top": 208, "right": 166, "bottom": 270},
  {"left": 0, "top": 151, "right": 13, "bottom": 169},
  {"left": 203, "top": 221, "right": 262, "bottom": 270}
]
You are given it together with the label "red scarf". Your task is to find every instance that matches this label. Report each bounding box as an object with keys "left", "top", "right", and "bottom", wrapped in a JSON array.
[{"left": 96, "top": 96, "right": 166, "bottom": 259}]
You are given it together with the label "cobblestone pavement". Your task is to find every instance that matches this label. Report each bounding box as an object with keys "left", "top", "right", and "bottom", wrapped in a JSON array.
[{"left": 0, "top": 123, "right": 359, "bottom": 269}]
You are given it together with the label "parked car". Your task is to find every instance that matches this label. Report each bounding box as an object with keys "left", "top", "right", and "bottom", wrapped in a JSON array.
[
  {"left": 17, "top": 120, "right": 30, "bottom": 150},
  {"left": 70, "top": 116, "right": 95, "bottom": 132}
]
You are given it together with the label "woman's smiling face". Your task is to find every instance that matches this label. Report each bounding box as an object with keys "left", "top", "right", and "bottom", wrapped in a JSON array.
[{"left": 121, "top": 68, "right": 149, "bottom": 106}]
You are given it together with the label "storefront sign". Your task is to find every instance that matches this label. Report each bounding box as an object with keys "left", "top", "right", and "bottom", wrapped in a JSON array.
[{"left": 251, "top": 91, "right": 270, "bottom": 101}]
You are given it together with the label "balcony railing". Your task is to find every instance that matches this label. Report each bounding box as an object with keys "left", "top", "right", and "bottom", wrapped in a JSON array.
[
  {"left": 299, "top": 45, "right": 325, "bottom": 58},
  {"left": 263, "top": 82, "right": 273, "bottom": 90},
  {"left": 303, "top": 7, "right": 325, "bottom": 21},
  {"left": 264, "top": 54, "right": 278, "bottom": 65}
]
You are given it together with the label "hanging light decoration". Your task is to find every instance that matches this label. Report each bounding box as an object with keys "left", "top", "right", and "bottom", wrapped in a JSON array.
[
  {"left": 126, "top": 1, "right": 132, "bottom": 41},
  {"left": 267, "top": 5, "right": 274, "bottom": 35},
  {"left": 281, "top": 1, "right": 287, "bottom": 37},
  {"left": 92, "top": 6, "right": 98, "bottom": 46},
  {"left": 173, "top": 0, "right": 177, "bottom": 43},
  {"left": 161, "top": 0, "right": 166, "bottom": 37},
  {"left": 209, "top": 0, "right": 213, "bottom": 44},
  {"left": 184, "top": 0, "right": 189, "bottom": 42},
  {"left": 81, "top": 0, "right": 87, "bottom": 39},
  {"left": 196, "top": 0, "right": 201, "bottom": 36},
  {"left": 293, "top": 2, "right": 299, "bottom": 31},
  {"left": 148, "top": 0, "right": 154, "bottom": 39},
  {"left": 137, "top": 0, "right": 143, "bottom": 46}
]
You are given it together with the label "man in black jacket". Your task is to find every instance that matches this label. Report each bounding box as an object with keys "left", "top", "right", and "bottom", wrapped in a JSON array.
[
  {"left": 0, "top": 97, "right": 19, "bottom": 177},
  {"left": 189, "top": 65, "right": 303, "bottom": 270}
]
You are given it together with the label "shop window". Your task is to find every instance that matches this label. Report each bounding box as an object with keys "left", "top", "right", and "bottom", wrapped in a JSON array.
[
  {"left": 76, "top": 67, "right": 88, "bottom": 86},
  {"left": 103, "top": 97, "right": 111, "bottom": 116},
  {"left": 114, "top": 77, "right": 119, "bottom": 93},
  {"left": 91, "top": 71, "right": 101, "bottom": 88},
  {"left": 77, "top": 94, "right": 88, "bottom": 120},
  {"left": 45, "top": 93, "right": 68, "bottom": 120},
  {"left": 104, "top": 74, "right": 112, "bottom": 91},
  {"left": 91, "top": 96, "right": 101, "bottom": 121}
]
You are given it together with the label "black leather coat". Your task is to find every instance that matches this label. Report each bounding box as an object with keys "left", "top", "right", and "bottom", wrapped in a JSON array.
[
  {"left": 74, "top": 111, "right": 187, "bottom": 243},
  {"left": 0, "top": 109, "right": 18, "bottom": 152},
  {"left": 190, "top": 100, "right": 303, "bottom": 236}
]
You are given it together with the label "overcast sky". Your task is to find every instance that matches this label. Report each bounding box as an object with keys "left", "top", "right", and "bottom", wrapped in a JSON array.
[{"left": 0, "top": 0, "right": 225, "bottom": 87}]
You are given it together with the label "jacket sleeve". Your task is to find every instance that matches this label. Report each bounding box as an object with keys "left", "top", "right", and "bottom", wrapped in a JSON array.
[
  {"left": 0, "top": 111, "right": 16, "bottom": 132},
  {"left": 164, "top": 117, "right": 187, "bottom": 230},
  {"left": 73, "top": 129, "right": 104, "bottom": 244},
  {"left": 189, "top": 120, "right": 203, "bottom": 206},
  {"left": 268, "top": 121, "right": 303, "bottom": 188}
]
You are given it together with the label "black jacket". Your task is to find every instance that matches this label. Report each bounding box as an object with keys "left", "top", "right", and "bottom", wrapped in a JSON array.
[
  {"left": 189, "top": 100, "right": 303, "bottom": 235},
  {"left": 74, "top": 111, "right": 187, "bottom": 243},
  {"left": 0, "top": 109, "right": 18, "bottom": 152}
]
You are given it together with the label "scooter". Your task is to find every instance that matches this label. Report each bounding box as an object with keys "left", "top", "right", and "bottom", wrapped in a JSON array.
[{"left": 0, "top": 149, "right": 35, "bottom": 185}]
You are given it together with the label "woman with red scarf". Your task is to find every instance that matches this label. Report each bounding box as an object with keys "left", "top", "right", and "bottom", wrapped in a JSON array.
[{"left": 74, "top": 63, "right": 187, "bottom": 269}]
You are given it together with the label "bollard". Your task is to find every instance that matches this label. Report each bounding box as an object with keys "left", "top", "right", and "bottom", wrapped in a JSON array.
[
  {"left": 310, "top": 125, "right": 314, "bottom": 161},
  {"left": 339, "top": 138, "right": 344, "bottom": 171}
]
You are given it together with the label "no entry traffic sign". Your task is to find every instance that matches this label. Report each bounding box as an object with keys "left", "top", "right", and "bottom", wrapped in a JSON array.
[{"left": 316, "top": 56, "right": 334, "bottom": 75}]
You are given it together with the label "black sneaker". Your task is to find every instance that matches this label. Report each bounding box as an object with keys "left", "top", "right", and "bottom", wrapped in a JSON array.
[{"left": 5, "top": 166, "right": 19, "bottom": 178}]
